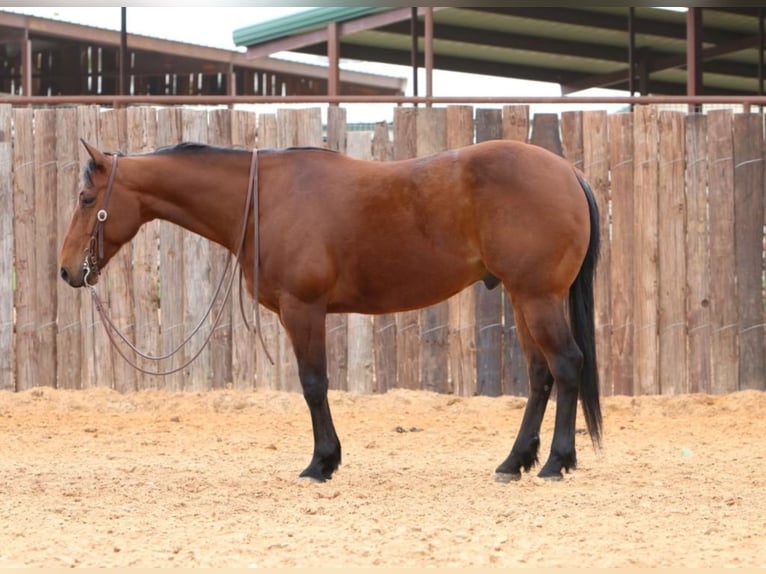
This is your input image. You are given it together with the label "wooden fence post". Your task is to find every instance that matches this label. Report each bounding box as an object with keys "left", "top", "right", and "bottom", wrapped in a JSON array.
[
  {"left": 685, "top": 113, "right": 711, "bottom": 394},
  {"left": 180, "top": 108, "right": 212, "bottom": 391},
  {"left": 446, "top": 106, "right": 476, "bottom": 397},
  {"left": 632, "top": 105, "right": 660, "bottom": 395},
  {"left": 156, "top": 107, "right": 185, "bottom": 392},
  {"left": 230, "top": 109, "right": 258, "bottom": 391},
  {"left": 325, "top": 107, "right": 350, "bottom": 393},
  {"left": 474, "top": 108, "right": 503, "bottom": 397},
  {"left": 500, "top": 105, "right": 530, "bottom": 397},
  {"left": 417, "top": 107, "right": 449, "bottom": 394},
  {"left": 392, "top": 107, "right": 421, "bottom": 391},
  {"left": 371, "top": 121, "right": 397, "bottom": 394},
  {"left": 207, "top": 109, "right": 234, "bottom": 390},
  {"left": 658, "top": 110, "right": 688, "bottom": 394},
  {"left": 55, "top": 107, "right": 82, "bottom": 390},
  {"left": 733, "top": 113, "right": 765, "bottom": 390},
  {"left": 126, "top": 107, "right": 160, "bottom": 390},
  {"left": 342, "top": 115, "right": 376, "bottom": 396},
  {"left": 98, "top": 108, "right": 135, "bottom": 393},
  {"left": 608, "top": 111, "right": 634, "bottom": 396},
  {"left": 0, "top": 105, "right": 12, "bottom": 391},
  {"left": 582, "top": 110, "right": 612, "bottom": 397},
  {"left": 707, "top": 110, "right": 738, "bottom": 394},
  {"left": 255, "top": 112, "right": 282, "bottom": 392}
]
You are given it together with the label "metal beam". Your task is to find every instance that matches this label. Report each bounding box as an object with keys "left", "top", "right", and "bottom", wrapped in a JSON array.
[
  {"left": 563, "top": 33, "right": 761, "bottom": 94},
  {"left": 327, "top": 21, "right": 339, "bottom": 98}
]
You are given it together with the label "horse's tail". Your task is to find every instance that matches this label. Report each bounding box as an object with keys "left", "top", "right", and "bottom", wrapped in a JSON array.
[{"left": 570, "top": 170, "right": 602, "bottom": 448}]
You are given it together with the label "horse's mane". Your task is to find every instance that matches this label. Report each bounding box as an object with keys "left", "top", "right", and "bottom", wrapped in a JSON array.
[
  {"left": 153, "top": 142, "right": 338, "bottom": 156},
  {"left": 82, "top": 143, "right": 337, "bottom": 184}
]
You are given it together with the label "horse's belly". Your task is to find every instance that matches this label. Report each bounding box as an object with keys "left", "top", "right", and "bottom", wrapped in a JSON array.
[{"left": 330, "top": 253, "right": 483, "bottom": 314}]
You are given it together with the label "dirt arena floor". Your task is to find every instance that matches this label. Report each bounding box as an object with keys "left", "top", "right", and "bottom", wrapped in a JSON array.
[{"left": 0, "top": 386, "right": 764, "bottom": 568}]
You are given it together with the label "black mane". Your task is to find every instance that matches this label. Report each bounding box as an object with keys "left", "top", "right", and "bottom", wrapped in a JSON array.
[
  {"left": 154, "top": 142, "right": 338, "bottom": 156},
  {"left": 82, "top": 142, "right": 337, "bottom": 184}
]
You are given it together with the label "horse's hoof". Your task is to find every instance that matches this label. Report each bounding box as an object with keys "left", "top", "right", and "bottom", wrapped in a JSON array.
[
  {"left": 494, "top": 471, "right": 522, "bottom": 483},
  {"left": 537, "top": 471, "right": 564, "bottom": 481},
  {"left": 297, "top": 475, "right": 325, "bottom": 485}
]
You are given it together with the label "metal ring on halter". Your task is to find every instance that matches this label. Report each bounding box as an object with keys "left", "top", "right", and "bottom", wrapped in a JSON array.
[{"left": 97, "top": 209, "right": 108, "bottom": 222}]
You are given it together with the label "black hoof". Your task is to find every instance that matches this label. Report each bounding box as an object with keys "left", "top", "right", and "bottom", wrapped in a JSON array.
[
  {"left": 494, "top": 472, "right": 522, "bottom": 483},
  {"left": 537, "top": 470, "right": 564, "bottom": 481},
  {"left": 299, "top": 465, "right": 333, "bottom": 482}
]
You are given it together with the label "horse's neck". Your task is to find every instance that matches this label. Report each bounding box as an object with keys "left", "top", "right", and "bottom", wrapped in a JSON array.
[{"left": 138, "top": 155, "right": 248, "bottom": 253}]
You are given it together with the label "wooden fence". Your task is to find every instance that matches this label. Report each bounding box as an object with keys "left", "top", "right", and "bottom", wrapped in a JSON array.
[{"left": 0, "top": 104, "right": 763, "bottom": 396}]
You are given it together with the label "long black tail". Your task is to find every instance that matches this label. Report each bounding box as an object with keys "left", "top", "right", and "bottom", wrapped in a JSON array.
[{"left": 570, "top": 171, "right": 602, "bottom": 448}]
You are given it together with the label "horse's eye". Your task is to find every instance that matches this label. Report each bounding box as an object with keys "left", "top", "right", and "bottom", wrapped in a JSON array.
[{"left": 80, "top": 193, "right": 96, "bottom": 208}]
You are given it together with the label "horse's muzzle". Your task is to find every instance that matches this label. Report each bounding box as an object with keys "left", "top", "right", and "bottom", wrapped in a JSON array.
[{"left": 60, "top": 265, "right": 87, "bottom": 288}]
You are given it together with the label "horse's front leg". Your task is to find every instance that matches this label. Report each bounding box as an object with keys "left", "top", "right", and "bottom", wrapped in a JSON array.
[{"left": 279, "top": 297, "right": 341, "bottom": 481}]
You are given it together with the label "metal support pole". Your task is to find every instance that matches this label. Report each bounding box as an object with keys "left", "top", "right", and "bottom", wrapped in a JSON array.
[
  {"left": 686, "top": 7, "right": 703, "bottom": 113},
  {"left": 120, "top": 7, "right": 128, "bottom": 96},
  {"left": 327, "top": 21, "right": 340, "bottom": 103},
  {"left": 410, "top": 7, "right": 418, "bottom": 101},
  {"left": 425, "top": 7, "right": 433, "bottom": 106}
]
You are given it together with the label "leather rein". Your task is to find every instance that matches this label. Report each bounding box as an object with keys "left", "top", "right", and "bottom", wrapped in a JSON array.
[{"left": 83, "top": 150, "right": 274, "bottom": 376}]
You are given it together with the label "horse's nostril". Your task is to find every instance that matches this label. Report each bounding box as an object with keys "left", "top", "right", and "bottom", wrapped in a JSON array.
[{"left": 60, "top": 267, "right": 70, "bottom": 284}]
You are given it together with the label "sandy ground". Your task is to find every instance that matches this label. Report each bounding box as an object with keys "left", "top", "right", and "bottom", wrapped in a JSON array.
[{"left": 0, "top": 386, "right": 764, "bottom": 568}]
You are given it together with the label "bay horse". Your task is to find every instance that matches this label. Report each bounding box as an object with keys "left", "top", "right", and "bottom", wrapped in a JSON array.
[{"left": 59, "top": 138, "right": 602, "bottom": 483}]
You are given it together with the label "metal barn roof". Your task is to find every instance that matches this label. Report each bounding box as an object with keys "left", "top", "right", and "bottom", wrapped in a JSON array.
[{"left": 234, "top": 6, "right": 765, "bottom": 97}]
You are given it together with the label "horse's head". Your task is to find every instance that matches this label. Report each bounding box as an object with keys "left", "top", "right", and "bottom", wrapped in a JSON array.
[{"left": 59, "top": 140, "right": 141, "bottom": 288}]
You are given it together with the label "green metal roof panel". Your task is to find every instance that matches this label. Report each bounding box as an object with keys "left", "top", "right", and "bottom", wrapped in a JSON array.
[{"left": 233, "top": 7, "right": 392, "bottom": 47}]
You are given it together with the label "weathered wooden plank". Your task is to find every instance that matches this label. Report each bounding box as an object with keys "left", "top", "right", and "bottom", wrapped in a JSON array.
[
  {"left": 607, "top": 112, "right": 634, "bottom": 396},
  {"left": 417, "top": 107, "right": 449, "bottom": 394},
  {"left": 474, "top": 108, "right": 503, "bottom": 397},
  {"left": 732, "top": 113, "right": 765, "bottom": 391},
  {"left": 561, "top": 111, "right": 584, "bottom": 171},
  {"left": 156, "top": 107, "right": 185, "bottom": 392},
  {"left": 207, "top": 108, "right": 234, "bottom": 390},
  {"left": 181, "top": 108, "right": 212, "bottom": 392},
  {"left": 230, "top": 109, "right": 258, "bottom": 391},
  {"left": 706, "top": 110, "right": 738, "bottom": 394},
  {"left": 323, "top": 107, "right": 350, "bottom": 393},
  {"left": 392, "top": 107, "right": 421, "bottom": 390},
  {"left": 685, "top": 113, "right": 711, "bottom": 394},
  {"left": 126, "top": 107, "right": 161, "bottom": 390},
  {"left": 99, "top": 108, "right": 135, "bottom": 393},
  {"left": 500, "top": 105, "right": 530, "bottom": 397},
  {"left": 31, "top": 109, "right": 58, "bottom": 390},
  {"left": 344, "top": 123, "right": 376, "bottom": 395},
  {"left": 76, "top": 106, "right": 102, "bottom": 389},
  {"left": 446, "top": 106, "right": 476, "bottom": 397},
  {"left": 530, "top": 113, "right": 563, "bottom": 156},
  {"left": 12, "top": 108, "right": 36, "bottom": 390},
  {"left": 371, "top": 121, "right": 397, "bottom": 394},
  {"left": 632, "top": 105, "right": 660, "bottom": 396},
  {"left": 0, "top": 105, "right": 13, "bottom": 391},
  {"left": 54, "top": 107, "right": 82, "bottom": 390},
  {"left": 502, "top": 105, "right": 530, "bottom": 142},
  {"left": 255, "top": 113, "right": 282, "bottom": 392},
  {"left": 581, "top": 110, "right": 612, "bottom": 397},
  {"left": 657, "top": 110, "right": 688, "bottom": 395}
]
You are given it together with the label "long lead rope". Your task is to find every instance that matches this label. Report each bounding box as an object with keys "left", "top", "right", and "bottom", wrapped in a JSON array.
[{"left": 88, "top": 148, "right": 273, "bottom": 375}]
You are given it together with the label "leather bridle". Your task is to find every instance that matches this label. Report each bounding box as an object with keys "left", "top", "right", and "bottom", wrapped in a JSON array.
[
  {"left": 83, "top": 153, "right": 119, "bottom": 287},
  {"left": 83, "top": 149, "right": 273, "bottom": 375}
]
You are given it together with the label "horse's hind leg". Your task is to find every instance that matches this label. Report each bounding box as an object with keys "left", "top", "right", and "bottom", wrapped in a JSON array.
[
  {"left": 518, "top": 295, "right": 584, "bottom": 480},
  {"left": 495, "top": 303, "right": 554, "bottom": 482}
]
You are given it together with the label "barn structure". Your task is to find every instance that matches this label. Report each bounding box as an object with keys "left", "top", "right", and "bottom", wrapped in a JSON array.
[
  {"left": 0, "top": 10, "right": 406, "bottom": 98},
  {"left": 232, "top": 7, "right": 765, "bottom": 101}
]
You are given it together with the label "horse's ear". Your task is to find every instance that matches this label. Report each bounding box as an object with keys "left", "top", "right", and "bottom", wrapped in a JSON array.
[{"left": 81, "top": 139, "right": 107, "bottom": 166}]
